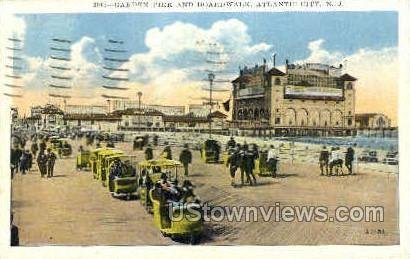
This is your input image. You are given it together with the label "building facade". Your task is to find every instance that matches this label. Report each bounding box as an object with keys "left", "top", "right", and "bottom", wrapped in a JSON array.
[
  {"left": 64, "top": 104, "right": 107, "bottom": 114},
  {"left": 114, "top": 108, "right": 164, "bottom": 130},
  {"left": 231, "top": 61, "right": 357, "bottom": 136},
  {"left": 111, "top": 100, "right": 185, "bottom": 115},
  {"left": 63, "top": 114, "right": 121, "bottom": 132},
  {"left": 355, "top": 113, "right": 391, "bottom": 129}
]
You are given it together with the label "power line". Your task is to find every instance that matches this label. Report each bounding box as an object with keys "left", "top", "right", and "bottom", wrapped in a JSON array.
[
  {"left": 52, "top": 38, "right": 72, "bottom": 43},
  {"left": 101, "top": 94, "right": 129, "bottom": 100},
  {"left": 102, "top": 85, "right": 129, "bottom": 90},
  {"left": 102, "top": 75, "right": 129, "bottom": 81}
]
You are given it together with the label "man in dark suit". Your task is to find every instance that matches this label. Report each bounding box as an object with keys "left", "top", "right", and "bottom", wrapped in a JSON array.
[
  {"left": 345, "top": 146, "right": 355, "bottom": 175},
  {"left": 179, "top": 144, "right": 192, "bottom": 176},
  {"left": 46, "top": 148, "right": 57, "bottom": 178},
  {"left": 319, "top": 146, "right": 329, "bottom": 176}
]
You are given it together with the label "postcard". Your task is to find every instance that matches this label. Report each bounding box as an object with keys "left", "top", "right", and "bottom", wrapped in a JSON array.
[{"left": 1, "top": 0, "right": 408, "bottom": 258}]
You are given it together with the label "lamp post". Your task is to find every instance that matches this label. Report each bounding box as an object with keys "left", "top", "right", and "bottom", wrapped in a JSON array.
[
  {"left": 137, "top": 91, "right": 142, "bottom": 131},
  {"left": 208, "top": 72, "right": 215, "bottom": 139}
]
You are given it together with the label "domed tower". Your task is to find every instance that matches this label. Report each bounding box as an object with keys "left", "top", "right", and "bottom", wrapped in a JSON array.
[{"left": 340, "top": 73, "right": 357, "bottom": 128}]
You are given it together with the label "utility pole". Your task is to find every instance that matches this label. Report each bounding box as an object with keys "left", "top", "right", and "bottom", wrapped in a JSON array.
[
  {"left": 208, "top": 72, "right": 215, "bottom": 139},
  {"left": 137, "top": 91, "right": 142, "bottom": 132}
]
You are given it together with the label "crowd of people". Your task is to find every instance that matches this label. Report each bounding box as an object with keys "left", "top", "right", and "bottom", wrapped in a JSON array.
[
  {"left": 319, "top": 145, "right": 355, "bottom": 176},
  {"left": 226, "top": 138, "right": 261, "bottom": 187},
  {"left": 225, "top": 137, "right": 356, "bottom": 187},
  {"left": 155, "top": 173, "right": 199, "bottom": 205},
  {"left": 10, "top": 138, "right": 59, "bottom": 179}
]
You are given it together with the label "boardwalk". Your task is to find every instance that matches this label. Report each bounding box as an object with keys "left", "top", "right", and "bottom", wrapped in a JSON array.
[{"left": 11, "top": 139, "right": 399, "bottom": 245}]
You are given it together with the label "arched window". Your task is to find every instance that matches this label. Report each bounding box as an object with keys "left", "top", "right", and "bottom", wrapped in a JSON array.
[
  {"left": 248, "top": 109, "right": 253, "bottom": 120},
  {"left": 346, "top": 82, "right": 353, "bottom": 90},
  {"left": 243, "top": 109, "right": 248, "bottom": 120},
  {"left": 238, "top": 109, "right": 243, "bottom": 120},
  {"left": 376, "top": 117, "right": 385, "bottom": 127},
  {"left": 275, "top": 78, "right": 281, "bottom": 85},
  {"left": 260, "top": 109, "right": 265, "bottom": 118},
  {"left": 254, "top": 108, "right": 259, "bottom": 119}
]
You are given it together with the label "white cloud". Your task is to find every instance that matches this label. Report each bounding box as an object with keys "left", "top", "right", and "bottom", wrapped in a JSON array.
[
  {"left": 12, "top": 19, "right": 398, "bottom": 124},
  {"left": 1, "top": 14, "right": 27, "bottom": 100},
  {"left": 117, "top": 19, "right": 272, "bottom": 105},
  {"left": 297, "top": 39, "right": 398, "bottom": 124}
]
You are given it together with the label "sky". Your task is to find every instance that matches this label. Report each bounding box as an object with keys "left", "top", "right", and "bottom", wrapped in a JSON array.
[{"left": 0, "top": 12, "right": 398, "bottom": 124}]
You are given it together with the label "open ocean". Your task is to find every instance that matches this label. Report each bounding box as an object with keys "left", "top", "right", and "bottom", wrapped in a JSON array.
[{"left": 281, "top": 136, "right": 398, "bottom": 151}]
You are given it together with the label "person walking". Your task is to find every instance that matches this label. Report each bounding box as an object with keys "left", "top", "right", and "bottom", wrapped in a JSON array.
[
  {"left": 31, "top": 141, "right": 39, "bottom": 158},
  {"left": 345, "top": 146, "right": 355, "bottom": 175},
  {"left": 11, "top": 145, "right": 23, "bottom": 176},
  {"left": 240, "top": 144, "right": 254, "bottom": 186},
  {"left": 37, "top": 150, "right": 47, "bottom": 178},
  {"left": 267, "top": 145, "right": 278, "bottom": 178},
  {"left": 319, "top": 146, "right": 329, "bottom": 176},
  {"left": 162, "top": 142, "right": 172, "bottom": 160},
  {"left": 179, "top": 144, "right": 193, "bottom": 176},
  {"left": 10, "top": 213, "right": 19, "bottom": 246},
  {"left": 226, "top": 137, "right": 236, "bottom": 150},
  {"left": 226, "top": 144, "right": 241, "bottom": 186},
  {"left": 27, "top": 150, "right": 33, "bottom": 171},
  {"left": 46, "top": 148, "right": 57, "bottom": 178},
  {"left": 248, "top": 144, "right": 258, "bottom": 183},
  {"left": 153, "top": 135, "right": 159, "bottom": 146},
  {"left": 144, "top": 144, "right": 154, "bottom": 160},
  {"left": 329, "top": 147, "right": 343, "bottom": 176},
  {"left": 39, "top": 140, "right": 47, "bottom": 153},
  {"left": 19, "top": 150, "right": 30, "bottom": 175}
]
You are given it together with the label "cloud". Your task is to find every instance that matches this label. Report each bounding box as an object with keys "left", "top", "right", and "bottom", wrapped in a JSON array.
[
  {"left": 10, "top": 19, "right": 398, "bottom": 125},
  {"left": 296, "top": 39, "right": 398, "bottom": 125},
  {"left": 1, "top": 14, "right": 27, "bottom": 99},
  {"left": 116, "top": 19, "right": 272, "bottom": 105}
]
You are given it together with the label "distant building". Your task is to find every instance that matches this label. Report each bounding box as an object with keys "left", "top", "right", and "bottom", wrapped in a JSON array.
[
  {"left": 27, "top": 104, "right": 64, "bottom": 130},
  {"left": 111, "top": 100, "right": 185, "bottom": 115},
  {"left": 188, "top": 104, "right": 210, "bottom": 116},
  {"left": 63, "top": 113, "right": 121, "bottom": 132},
  {"left": 355, "top": 113, "right": 391, "bottom": 129},
  {"left": 65, "top": 104, "right": 107, "bottom": 114},
  {"left": 113, "top": 108, "right": 164, "bottom": 130},
  {"left": 231, "top": 60, "right": 357, "bottom": 136}
]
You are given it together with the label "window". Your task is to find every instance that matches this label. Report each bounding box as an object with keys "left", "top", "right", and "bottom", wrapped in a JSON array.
[
  {"left": 348, "top": 119, "right": 352, "bottom": 126},
  {"left": 274, "top": 78, "right": 281, "bottom": 85},
  {"left": 348, "top": 111, "right": 351, "bottom": 115},
  {"left": 275, "top": 118, "right": 281, "bottom": 124},
  {"left": 276, "top": 108, "right": 280, "bottom": 113},
  {"left": 347, "top": 82, "right": 353, "bottom": 89}
]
